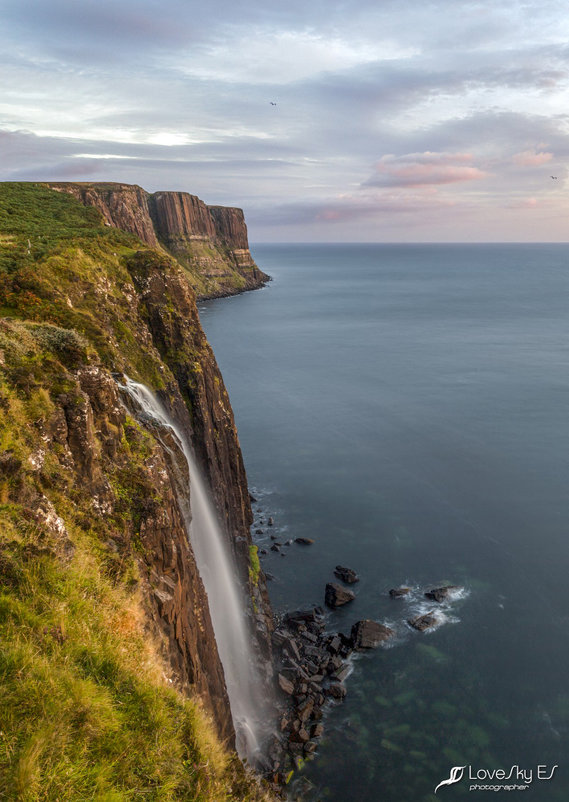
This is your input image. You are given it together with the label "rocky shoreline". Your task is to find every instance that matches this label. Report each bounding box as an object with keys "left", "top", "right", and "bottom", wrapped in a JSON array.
[{"left": 251, "top": 501, "right": 467, "bottom": 796}]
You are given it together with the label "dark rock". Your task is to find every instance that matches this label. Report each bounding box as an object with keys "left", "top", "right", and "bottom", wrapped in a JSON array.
[
  {"left": 259, "top": 548, "right": 267, "bottom": 555},
  {"left": 332, "top": 665, "right": 351, "bottom": 683},
  {"left": 278, "top": 673, "right": 295, "bottom": 695},
  {"left": 249, "top": 493, "right": 257, "bottom": 503},
  {"left": 351, "top": 619, "right": 394, "bottom": 649},
  {"left": 297, "top": 698, "right": 314, "bottom": 722},
  {"left": 0, "top": 450, "right": 22, "bottom": 477},
  {"left": 311, "top": 723, "right": 324, "bottom": 738},
  {"left": 255, "top": 528, "right": 264, "bottom": 534},
  {"left": 270, "top": 544, "right": 280, "bottom": 552},
  {"left": 268, "top": 516, "right": 274, "bottom": 526},
  {"left": 328, "top": 682, "right": 347, "bottom": 700},
  {"left": 325, "top": 582, "right": 355, "bottom": 609},
  {"left": 304, "top": 741, "right": 317, "bottom": 754},
  {"left": 290, "top": 727, "right": 309, "bottom": 744},
  {"left": 264, "top": 571, "right": 274, "bottom": 580},
  {"left": 284, "top": 608, "right": 325, "bottom": 627},
  {"left": 334, "top": 565, "right": 359, "bottom": 584},
  {"left": 425, "top": 585, "right": 460, "bottom": 602},
  {"left": 301, "top": 630, "right": 318, "bottom": 644},
  {"left": 327, "top": 634, "right": 342, "bottom": 654},
  {"left": 408, "top": 612, "right": 438, "bottom": 631},
  {"left": 282, "top": 635, "right": 301, "bottom": 661},
  {"left": 389, "top": 586, "right": 411, "bottom": 597},
  {"left": 295, "top": 537, "right": 314, "bottom": 545}
]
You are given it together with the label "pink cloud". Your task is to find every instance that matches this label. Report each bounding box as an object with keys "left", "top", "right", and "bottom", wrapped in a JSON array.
[
  {"left": 512, "top": 150, "right": 553, "bottom": 166},
  {"left": 365, "top": 152, "right": 488, "bottom": 187}
]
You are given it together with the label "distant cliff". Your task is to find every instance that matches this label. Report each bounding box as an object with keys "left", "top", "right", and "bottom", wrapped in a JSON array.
[
  {"left": 0, "top": 183, "right": 274, "bottom": 800},
  {"left": 48, "top": 182, "right": 270, "bottom": 299}
]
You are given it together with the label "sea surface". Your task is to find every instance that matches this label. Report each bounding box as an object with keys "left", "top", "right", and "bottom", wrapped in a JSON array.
[{"left": 199, "top": 244, "right": 569, "bottom": 801}]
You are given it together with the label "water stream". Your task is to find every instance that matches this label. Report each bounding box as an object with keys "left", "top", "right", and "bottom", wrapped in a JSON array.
[{"left": 120, "top": 377, "right": 267, "bottom": 763}]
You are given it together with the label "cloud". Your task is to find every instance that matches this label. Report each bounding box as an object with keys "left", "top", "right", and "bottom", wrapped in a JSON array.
[
  {"left": 512, "top": 149, "right": 553, "bottom": 166},
  {"left": 364, "top": 152, "right": 488, "bottom": 187}
]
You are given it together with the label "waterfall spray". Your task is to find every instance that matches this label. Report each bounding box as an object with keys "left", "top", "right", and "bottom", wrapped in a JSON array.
[{"left": 120, "top": 377, "right": 268, "bottom": 762}]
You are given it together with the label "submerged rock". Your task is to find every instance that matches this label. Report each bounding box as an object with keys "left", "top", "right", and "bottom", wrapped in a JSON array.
[
  {"left": 389, "top": 586, "right": 411, "bottom": 598},
  {"left": 295, "top": 537, "right": 314, "bottom": 545},
  {"left": 325, "top": 582, "right": 355, "bottom": 608},
  {"left": 408, "top": 612, "right": 438, "bottom": 631},
  {"left": 334, "top": 565, "right": 359, "bottom": 584},
  {"left": 425, "top": 585, "right": 460, "bottom": 602},
  {"left": 351, "top": 619, "right": 394, "bottom": 649}
]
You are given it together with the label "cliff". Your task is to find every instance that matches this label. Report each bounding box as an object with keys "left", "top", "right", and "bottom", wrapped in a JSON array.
[
  {"left": 0, "top": 183, "right": 274, "bottom": 800},
  {"left": 48, "top": 182, "right": 270, "bottom": 299}
]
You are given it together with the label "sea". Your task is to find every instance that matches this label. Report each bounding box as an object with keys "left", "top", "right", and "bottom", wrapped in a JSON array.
[{"left": 199, "top": 244, "right": 569, "bottom": 802}]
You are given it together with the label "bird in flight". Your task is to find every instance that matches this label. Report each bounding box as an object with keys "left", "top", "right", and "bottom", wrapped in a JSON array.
[
  {"left": 551, "top": 175, "right": 558, "bottom": 179},
  {"left": 270, "top": 101, "right": 277, "bottom": 106}
]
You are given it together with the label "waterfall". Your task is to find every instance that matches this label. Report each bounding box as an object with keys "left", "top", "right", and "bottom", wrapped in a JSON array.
[{"left": 120, "top": 377, "right": 267, "bottom": 762}]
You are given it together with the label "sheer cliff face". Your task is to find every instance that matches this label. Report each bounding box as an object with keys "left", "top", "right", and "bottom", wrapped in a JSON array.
[
  {"left": 49, "top": 182, "right": 269, "bottom": 299},
  {"left": 0, "top": 183, "right": 272, "bottom": 747}
]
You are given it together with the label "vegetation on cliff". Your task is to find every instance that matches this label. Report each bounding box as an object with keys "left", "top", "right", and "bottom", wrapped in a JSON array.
[{"left": 0, "top": 183, "right": 273, "bottom": 801}]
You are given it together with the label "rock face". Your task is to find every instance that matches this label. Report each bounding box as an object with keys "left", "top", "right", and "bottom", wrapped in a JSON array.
[
  {"left": 325, "top": 582, "right": 356, "bottom": 608},
  {"left": 48, "top": 182, "right": 270, "bottom": 299},
  {"left": 150, "top": 190, "right": 217, "bottom": 241},
  {"left": 48, "top": 182, "right": 160, "bottom": 248},
  {"left": 351, "top": 619, "right": 394, "bottom": 649},
  {"left": 0, "top": 184, "right": 273, "bottom": 751}
]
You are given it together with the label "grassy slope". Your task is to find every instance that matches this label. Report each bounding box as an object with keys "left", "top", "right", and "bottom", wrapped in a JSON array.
[{"left": 0, "top": 184, "right": 272, "bottom": 801}]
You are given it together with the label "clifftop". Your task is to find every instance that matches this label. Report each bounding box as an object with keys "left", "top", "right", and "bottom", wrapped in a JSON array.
[{"left": 48, "top": 182, "right": 269, "bottom": 299}]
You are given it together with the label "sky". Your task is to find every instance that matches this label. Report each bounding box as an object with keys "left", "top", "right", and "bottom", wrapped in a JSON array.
[{"left": 2, "top": 0, "right": 569, "bottom": 241}]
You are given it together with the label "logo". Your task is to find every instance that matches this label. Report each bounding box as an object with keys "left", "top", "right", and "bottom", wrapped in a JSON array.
[
  {"left": 435, "top": 766, "right": 466, "bottom": 793},
  {"left": 434, "top": 764, "right": 558, "bottom": 793}
]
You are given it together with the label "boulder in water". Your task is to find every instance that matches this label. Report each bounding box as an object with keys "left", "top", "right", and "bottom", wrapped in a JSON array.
[
  {"left": 334, "top": 565, "right": 359, "bottom": 583},
  {"left": 328, "top": 682, "right": 347, "bottom": 700},
  {"left": 425, "top": 585, "right": 460, "bottom": 602},
  {"left": 325, "top": 582, "right": 355, "bottom": 608},
  {"left": 389, "top": 586, "right": 411, "bottom": 598},
  {"left": 351, "top": 619, "right": 394, "bottom": 649},
  {"left": 295, "top": 537, "right": 314, "bottom": 545},
  {"left": 408, "top": 612, "right": 438, "bottom": 631}
]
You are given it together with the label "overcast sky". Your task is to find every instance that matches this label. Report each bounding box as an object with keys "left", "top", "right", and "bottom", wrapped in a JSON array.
[{"left": 2, "top": 0, "right": 569, "bottom": 241}]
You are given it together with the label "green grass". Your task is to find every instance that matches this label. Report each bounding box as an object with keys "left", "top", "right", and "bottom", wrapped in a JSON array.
[{"left": 0, "top": 522, "right": 270, "bottom": 801}]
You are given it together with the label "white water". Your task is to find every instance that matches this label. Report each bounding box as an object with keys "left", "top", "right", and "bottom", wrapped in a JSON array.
[{"left": 120, "top": 377, "right": 266, "bottom": 762}]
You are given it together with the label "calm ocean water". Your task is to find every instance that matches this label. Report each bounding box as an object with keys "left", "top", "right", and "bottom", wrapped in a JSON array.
[{"left": 199, "top": 244, "right": 569, "bottom": 801}]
